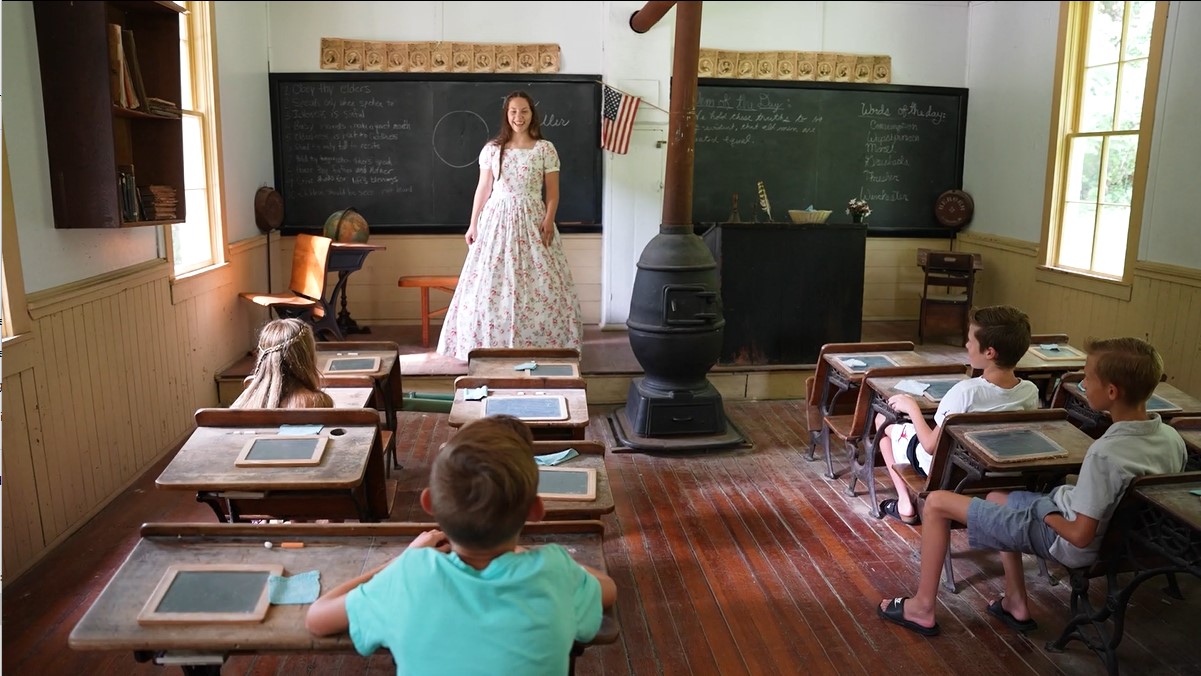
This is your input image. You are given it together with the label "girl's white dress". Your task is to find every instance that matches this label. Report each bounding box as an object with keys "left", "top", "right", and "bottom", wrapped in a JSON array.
[{"left": 436, "top": 139, "right": 583, "bottom": 361}]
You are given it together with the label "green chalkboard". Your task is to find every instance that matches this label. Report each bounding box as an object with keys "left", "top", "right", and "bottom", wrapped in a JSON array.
[
  {"left": 693, "top": 79, "right": 967, "bottom": 234},
  {"left": 838, "top": 354, "right": 897, "bottom": 372},
  {"left": 237, "top": 435, "right": 327, "bottom": 467},
  {"left": 537, "top": 467, "right": 596, "bottom": 500},
  {"left": 158, "top": 571, "right": 269, "bottom": 614},
  {"left": 485, "top": 396, "right": 568, "bottom": 420}
]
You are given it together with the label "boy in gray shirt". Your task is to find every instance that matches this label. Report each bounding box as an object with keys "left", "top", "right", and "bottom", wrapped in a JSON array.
[{"left": 877, "top": 337, "right": 1186, "bottom": 636}]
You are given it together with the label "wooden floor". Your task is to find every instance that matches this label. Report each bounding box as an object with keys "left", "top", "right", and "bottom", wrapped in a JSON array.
[{"left": 5, "top": 402, "right": 1200, "bottom": 675}]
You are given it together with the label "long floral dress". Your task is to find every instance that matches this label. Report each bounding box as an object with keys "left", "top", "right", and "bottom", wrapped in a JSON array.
[{"left": 436, "top": 139, "right": 583, "bottom": 361}]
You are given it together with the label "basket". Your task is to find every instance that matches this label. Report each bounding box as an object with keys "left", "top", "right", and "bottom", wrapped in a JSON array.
[{"left": 788, "top": 209, "right": 832, "bottom": 224}]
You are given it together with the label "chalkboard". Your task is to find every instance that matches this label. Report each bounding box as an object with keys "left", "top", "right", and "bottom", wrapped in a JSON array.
[
  {"left": 236, "top": 436, "right": 328, "bottom": 467},
  {"left": 693, "top": 79, "right": 967, "bottom": 233},
  {"left": 485, "top": 395, "right": 568, "bottom": 421},
  {"left": 528, "top": 364, "right": 577, "bottom": 376},
  {"left": 838, "top": 354, "right": 898, "bottom": 372},
  {"left": 964, "top": 429, "right": 1069, "bottom": 464},
  {"left": 538, "top": 467, "right": 597, "bottom": 500},
  {"left": 922, "top": 379, "right": 960, "bottom": 402},
  {"left": 270, "top": 73, "right": 603, "bottom": 232},
  {"left": 1147, "top": 394, "right": 1182, "bottom": 413},
  {"left": 1029, "top": 344, "right": 1085, "bottom": 361},
  {"left": 138, "top": 564, "right": 281, "bottom": 625},
  {"left": 323, "top": 356, "right": 382, "bottom": 373}
]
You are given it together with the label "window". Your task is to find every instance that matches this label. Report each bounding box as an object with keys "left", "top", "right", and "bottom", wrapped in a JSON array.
[
  {"left": 1043, "top": 1, "right": 1167, "bottom": 280},
  {"left": 3, "top": 126, "right": 31, "bottom": 340},
  {"left": 169, "top": 1, "right": 224, "bottom": 276}
]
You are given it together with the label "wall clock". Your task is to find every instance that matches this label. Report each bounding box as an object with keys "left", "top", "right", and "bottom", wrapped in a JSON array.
[{"left": 934, "top": 189, "right": 974, "bottom": 228}]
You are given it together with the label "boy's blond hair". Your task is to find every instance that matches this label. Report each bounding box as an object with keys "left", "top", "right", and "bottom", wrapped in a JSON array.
[
  {"left": 233, "top": 318, "right": 331, "bottom": 408},
  {"left": 1084, "top": 337, "right": 1163, "bottom": 405},
  {"left": 970, "top": 305, "right": 1032, "bottom": 368},
  {"left": 430, "top": 421, "right": 538, "bottom": 549}
]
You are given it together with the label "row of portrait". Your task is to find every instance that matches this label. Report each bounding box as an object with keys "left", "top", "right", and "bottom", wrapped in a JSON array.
[
  {"left": 699, "top": 49, "right": 892, "bottom": 84},
  {"left": 319, "top": 39, "right": 561, "bottom": 74}
]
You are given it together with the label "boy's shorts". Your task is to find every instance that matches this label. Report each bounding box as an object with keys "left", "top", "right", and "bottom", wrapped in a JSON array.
[
  {"left": 967, "top": 490, "right": 1060, "bottom": 561},
  {"left": 887, "top": 422, "right": 932, "bottom": 473}
]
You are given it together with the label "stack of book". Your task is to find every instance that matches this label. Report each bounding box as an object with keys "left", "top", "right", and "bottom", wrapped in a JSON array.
[
  {"left": 146, "top": 97, "right": 181, "bottom": 118},
  {"left": 138, "top": 185, "right": 179, "bottom": 221}
]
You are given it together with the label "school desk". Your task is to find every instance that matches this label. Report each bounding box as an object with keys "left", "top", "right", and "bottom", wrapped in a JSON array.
[
  {"left": 467, "top": 347, "right": 582, "bottom": 380},
  {"left": 323, "top": 387, "right": 373, "bottom": 409},
  {"left": 315, "top": 341, "right": 402, "bottom": 442},
  {"left": 851, "top": 369, "right": 969, "bottom": 516},
  {"left": 396, "top": 275, "right": 459, "bottom": 348},
  {"left": 449, "top": 387, "right": 590, "bottom": 441},
  {"left": 1048, "top": 474, "right": 1201, "bottom": 675},
  {"left": 942, "top": 417, "right": 1094, "bottom": 494},
  {"left": 1012, "top": 343, "right": 1088, "bottom": 403},
  {"left": 820, "top": 349, "right": 943, "bottom": 418},
  {"left": 327, "top": 242, "right": 386, "bottom": 336},
  {"left": 1172, "top": 418, "right": 1201, "bottom": 471},
  {"left": 156, "top": 409, "right": 392, "bottom": 523},
  {"left": 1059, "top": 378, "right": 1201, "bottom": 438},
  {"left": 68, "top": 521, "right": 618, "bottom": 675}
]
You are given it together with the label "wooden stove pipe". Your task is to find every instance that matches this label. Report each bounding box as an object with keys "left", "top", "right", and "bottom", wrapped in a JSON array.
[{"left": 629, "top": 1, "right": 702, "bottom": 232}]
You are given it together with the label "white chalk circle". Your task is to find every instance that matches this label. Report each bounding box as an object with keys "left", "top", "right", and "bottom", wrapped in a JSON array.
[{"left": 433, "top": 111, "right": 491, "bottom": 168}]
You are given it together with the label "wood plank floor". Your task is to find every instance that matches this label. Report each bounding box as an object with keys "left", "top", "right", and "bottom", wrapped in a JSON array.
[{"left": 5, "top": 402, "right": 1200, "bottom": 675}]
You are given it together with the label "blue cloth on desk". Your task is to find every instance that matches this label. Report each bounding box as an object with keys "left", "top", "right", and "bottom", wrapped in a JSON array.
[
  {"left": 268, "top": 570, "right": 320, "bottom": 604},
  {"left": 535, "top": 448, "right": 579, "bottom": 466}
]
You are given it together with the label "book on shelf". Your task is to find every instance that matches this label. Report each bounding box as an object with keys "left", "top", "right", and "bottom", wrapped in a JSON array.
[
  {"left": 145, "top": 97, "right": 182, "bottom": 118},
  {"left": 117, "top": 164, "right": 141, "bottom": 222},
  {"left": 122, "top": 30, "right": 148, "bottom": 110},
  {"left": 137, "top": 185, "right": 179, "bottom": 221}
]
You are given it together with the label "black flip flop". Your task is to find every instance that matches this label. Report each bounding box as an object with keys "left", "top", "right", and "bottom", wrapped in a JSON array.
[
  {"left": 878, "top": 597, "right": 940, "bottom": 636},
  {"left": 987, "top": 598, "right": 1038, "bottom": 632},
  {"left": 879, "top": 498, "right": 920, "bottom": 525}
]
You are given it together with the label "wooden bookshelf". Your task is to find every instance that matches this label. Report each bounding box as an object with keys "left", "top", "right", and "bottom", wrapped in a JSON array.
[{"left": 33, "top": 1, "right": 186, "bottom": 229}]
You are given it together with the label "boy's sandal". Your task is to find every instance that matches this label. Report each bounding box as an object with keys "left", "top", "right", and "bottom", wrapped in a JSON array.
[
  {"left": 987, "top": 597, "right": 1038, "bottom": 632},
  {"left": 877, "top": 597, "right": 940, "bottom": 636},
  {"left": 879, "top": 499, "right": 920, "bottom": 525}
]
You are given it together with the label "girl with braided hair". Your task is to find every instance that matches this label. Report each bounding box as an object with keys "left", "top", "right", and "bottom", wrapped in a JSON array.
[{"left": 232, "top": 318, "right": 334, "bottom": 409}]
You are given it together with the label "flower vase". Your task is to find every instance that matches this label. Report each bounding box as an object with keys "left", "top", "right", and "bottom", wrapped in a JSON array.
[{"left": 852, "top": 213, "right": 864, "bottom": 224}]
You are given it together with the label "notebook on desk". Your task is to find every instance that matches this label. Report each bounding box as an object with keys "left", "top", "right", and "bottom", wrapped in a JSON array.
[{"left": 963, "top": 428, "right": 1070, "bottom": 464}]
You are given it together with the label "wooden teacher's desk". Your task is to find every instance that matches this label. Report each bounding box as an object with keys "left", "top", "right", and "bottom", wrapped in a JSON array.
[
  {"left": 449, "top": 387, "right": 590, "bottom": 441},
  {"left": 156, "top": 409, "right": 391, "bottom": 523},
  {"left": 68, "top": 521, "right": 618, "bottom": 675}
]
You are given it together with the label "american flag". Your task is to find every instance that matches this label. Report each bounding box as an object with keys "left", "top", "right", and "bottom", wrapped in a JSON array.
[{"left": 601, "top": 84, "right": 640, "bottom": 154}]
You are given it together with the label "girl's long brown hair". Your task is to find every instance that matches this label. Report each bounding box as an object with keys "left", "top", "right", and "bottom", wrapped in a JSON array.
[
  {"left": 492, "top": 91, "right": 542, "bottom": 179},
  {"left": 232, "top": 318, "right": 331, "bottom": 408}
]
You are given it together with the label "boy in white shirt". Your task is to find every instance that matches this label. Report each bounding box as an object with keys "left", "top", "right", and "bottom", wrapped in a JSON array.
[{"left": 878, "top": 305, "right": 1041, "bottom": 524}]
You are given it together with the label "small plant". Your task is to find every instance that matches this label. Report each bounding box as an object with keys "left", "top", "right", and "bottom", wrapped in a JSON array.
[{"left": 846, "top": 198, "right": 872, "bottom": 218}]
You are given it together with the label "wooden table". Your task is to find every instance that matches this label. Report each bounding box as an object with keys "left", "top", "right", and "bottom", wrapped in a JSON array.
[
  {"left": 820, "top": 350, "right": 945, "bottom": 416},
  {"left": 68, "top": 521, "right": 618, "bottom": 675},
  {"left": 450, "top": 387, "right": 590, "bottom": 441},
  {"left": 1061, "top": 380, "right": 1201, "bottom": 438},
  {"left": 533, "top": 441, "right": 613, "bottom": 519},
  {"left": 397, "top": 275, "right": 459, "bottom": 348},
  {"left": 157, "top": 410, "right": 390, "bottom": 523},
  {"left": 943, "top": 418, "right": 1095, "bottom": 493},
  {"left": 328, "top": 243, "right": 386, "bottom": 336},
  {"left": 1014, "top": 343, "right": 1087, "bottom": 403},
  {"left": 316, "top": 342, "right": 401, "bottom": 439},
  {"left": 467, "top": 348, "right": 582, "bottom": 385}
]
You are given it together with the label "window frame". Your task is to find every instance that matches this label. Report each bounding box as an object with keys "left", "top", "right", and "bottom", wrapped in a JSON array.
[
  {"left": 1038, "top": 1, "right": 1169, "bottom": 290},
  {"left": 167, "top": 0, "right": 227, "bottom": 281},
  {"left": 3, "top": 132, "right": 33, "bottom": 341}
]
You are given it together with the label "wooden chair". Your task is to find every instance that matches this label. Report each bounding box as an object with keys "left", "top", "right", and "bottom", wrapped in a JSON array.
[
  {"left": 807, "top": 341, "right": 916, "bottom": 477},
  {"left": 239, "top": 233, "right": 343, "bottom": 341},
  {"left": 894, "top": 408, "right": 1068, "bottom": 591},
  {"left": 192, "top": 407, "right": 394, "bottom": 522},
  {"left": 1169, "top": 417, "right": 1201, "bottom": 471},
  {"left": 918, "top": 250, "right": 977, "bottom": 345},
  {"left": 1046, "top": 471, "right": 1201, "bottom": 675}
]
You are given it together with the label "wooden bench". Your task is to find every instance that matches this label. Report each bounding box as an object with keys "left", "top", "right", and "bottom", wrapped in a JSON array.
[{"left": 397, "top": 275, "right": 459, "bottom": 348}]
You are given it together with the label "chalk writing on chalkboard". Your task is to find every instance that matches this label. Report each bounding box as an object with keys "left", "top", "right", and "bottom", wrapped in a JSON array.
[
  {"left": 138, "top": 564, "right": 282, "bottom": 625},
  {"left": 963, "top": 429, "right": 1069, "bottom": 464},
  {"left": 692, "top": 79, "right": 967, "bottom": 232},
  {"left": 236, "top": 436, "right": 328, "bottom": 467},
  {"left": 538, "top": 467, "right": 597, "bottom": 500},
  {"left": 485, "top": 396, "right": 569, "bottom": 421}
]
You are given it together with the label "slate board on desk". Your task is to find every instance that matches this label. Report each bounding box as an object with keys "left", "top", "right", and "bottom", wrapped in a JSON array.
[
  {"left": 485, "top": 395, "right": 569, "bottom": 421},
  {"left": 839, "top": 354, "right": 898, "bottom": 372},
  {"left": 538, "top": 467, "right": 597, "bottom": 500},
  {"left": 323, "top": 356, "right": 381, "bottom": 373},
  {"left": 270, "top": 73, "right": 602, "bottom": 232},
  {"left": 138, "top": 564, "right": 281, "bottom": 625},
  {"left": 236, "top": 436, "right": 328, "bottom": 467},
  {"left": 963, "top": 429, "right": 1069, "bottom": 464},
  {"left": 1029, "top": 344, "right": 1084, "bottom": 361},
  {"left": 1147, "top": 394, "right": 1182, "bottom": 413},
  {"left": 922, "top": 380, "right": 959, "bottom": 402},
  {"left": 692, "top": 79, "right": 967, "bottom": 233},
  {"left": 527, "top": 364, "right": 577, "bottom": 377}
]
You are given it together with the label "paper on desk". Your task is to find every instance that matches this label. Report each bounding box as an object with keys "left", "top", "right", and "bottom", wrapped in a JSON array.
[
  {"left": 894, "top": 379, "right": 931, "bottom": 396},
  {"left": 840, "top": 358, "right": 867, "bottom": 367},
  {"left": 267, "top": 570, "right": 320, "bottom": 605},
  {"left": 278, "top": 424, "right": 324, "bottom": 436},
  {"left": 464, "top": 386, "right": 489, "bottom": 401},
  {"left": 513, "top": 361, "right": 538, "bottom": 371},
  {"left": 1040, "top": 343, "right": 1061, "bottom": 351},
  {"left": 535, "top": 448, "right": 579, "bottom": 466}
]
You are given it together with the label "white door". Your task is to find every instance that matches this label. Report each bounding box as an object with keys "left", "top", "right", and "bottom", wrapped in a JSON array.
[{"left": 602, "top": 126, "right": 665, "bottom": 327}]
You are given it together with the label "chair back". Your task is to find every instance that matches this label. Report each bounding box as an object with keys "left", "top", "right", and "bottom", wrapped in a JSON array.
[{"left": 290, "top": 233, "right": 333, "bottom": 301}]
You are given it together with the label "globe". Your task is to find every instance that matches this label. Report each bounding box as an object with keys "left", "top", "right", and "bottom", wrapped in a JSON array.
[{"left": 322, "top": 208, "right": 370, "bottom": 243}]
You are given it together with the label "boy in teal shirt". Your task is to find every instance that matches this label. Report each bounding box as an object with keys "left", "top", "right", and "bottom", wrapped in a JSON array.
[{"left": 306, "top": 417, "right": 617, "bottom": 673}]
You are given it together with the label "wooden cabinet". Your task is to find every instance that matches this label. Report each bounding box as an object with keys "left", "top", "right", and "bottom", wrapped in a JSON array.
[
  {"left": 33, "top": 1, "right": 185, "bottom": 229},
  {"left": 702, "top": 222, "right": 867, "bottom": 365}
]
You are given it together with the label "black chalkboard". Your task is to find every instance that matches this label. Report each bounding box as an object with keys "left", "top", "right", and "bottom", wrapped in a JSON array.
[
  {"left": 530, "top": 364, "right": 576, "bottom": 376},
  {"left": 158, "top": 571, "right": 269, "bottom": 614},
  {"left": 922, "top": 379, "right": 960, "bottom": 402},
  {"left": 965, "top": 429, "right": 1069, "bottom": 464},
  {"left": 270, "top": 73, "right": 603, "bottom": 233},
  {"left": 838, "top": 354, "right": 897, "bottom": 372},
  {"left": 485, "top": 396, "right": 568, "bottom": 420},
  {"left": 693, "top": 79, "right": 968, "bottom": 234}
]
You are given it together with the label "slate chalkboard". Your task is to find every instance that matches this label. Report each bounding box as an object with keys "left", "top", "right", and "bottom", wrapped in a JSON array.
[
  {"left": 324, "top": 356, "right": 382, "bottom": 373},
  {"left": 538, "top": 467, "right": 596, "bottom": 500},
  {"left": 529, "top": 364, "right": 577, "bottom": 376},
  {"left": 965, "top": 429, "right": 1069, "bottom": 464},
  {"left": 922, "top": 379, "right": 960, "bottom": 402},
  {"left": 486, "top": 396, "right": 568, "bottom": 420},
  {"left": 236, "top": 436, "right": 328, "bottom": 467},
  {"left": 270, "top": 73, "right": 602, "bottom": 233},
  {"left": 693, "top": 79, "right": 967, "bottom": 233},
  {"left": 838, "top": 354, "right": 898, "bottom": 372},
  {"left": 138, "top": 564, "right": 281, "bottom": 625}
]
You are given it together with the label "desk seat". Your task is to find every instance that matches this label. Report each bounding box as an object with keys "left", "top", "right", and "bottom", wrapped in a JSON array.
[{"left": 398, "top": 275, "right": 459, "bottom": 347}]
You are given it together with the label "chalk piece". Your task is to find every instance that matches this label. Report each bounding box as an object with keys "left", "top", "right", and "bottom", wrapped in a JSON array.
[
  {"left": 280, "top": 542, "right": 305, "bottom": 549},
  {"left": 264, "top": 541, "right": 274, "bottom": 549}
]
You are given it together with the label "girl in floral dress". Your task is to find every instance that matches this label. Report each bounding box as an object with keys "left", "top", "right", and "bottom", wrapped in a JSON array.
[{"left": 436, "top": 91, "right": 583, "bottom": 361}]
